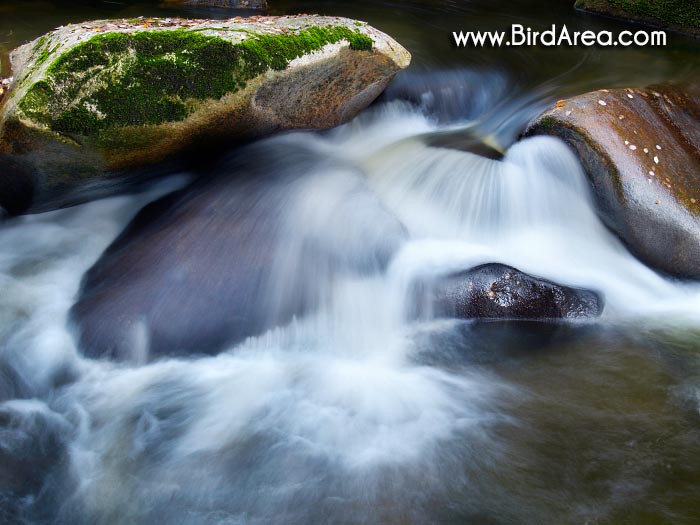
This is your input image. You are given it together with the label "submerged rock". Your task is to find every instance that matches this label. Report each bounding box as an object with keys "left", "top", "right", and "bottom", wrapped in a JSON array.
[
  {"left": 71, "top": 139, "right": 408, "bottom": 361},
  {"left": 0, "top": 16, "right": 410, "bottom": 213},
  {"left": 574, "top": 0, "right": 700, "bottom": 36},
  {"left": 527, "top": 84, "right": 700, "bottom": 279},
  {"left": 417, "top": 264, "right": 603, "bottom": 320}
]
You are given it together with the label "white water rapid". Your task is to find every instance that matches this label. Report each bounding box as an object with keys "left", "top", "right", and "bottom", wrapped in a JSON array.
[{"left": 2, "top": 98, "right": 700, "bottom": 525}]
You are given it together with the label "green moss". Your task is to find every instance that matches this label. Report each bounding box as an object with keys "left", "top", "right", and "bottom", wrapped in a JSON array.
[
  {"left": 18, "top": 80, "right": 53, "bottom": 126},
  {"left": 535, "top": 115, "right": 560, "bottom": 131},
  {"left": 575, "top": 0, "right": 700, "bottom": 31},
  {"left": 18, "top": 25, "right": 374, "bottom": 135},
  {"left": 32, "top": 35, "right": 48, "bottom": 54},
  {"left": 37, "top": 44, "right": 60, "bottom": 67},
  {"left": 238, "top": 25, "right": 373, "bottom": 70},
  {"left": 32, "top": 35, "right": 56, "bottom": 67}
]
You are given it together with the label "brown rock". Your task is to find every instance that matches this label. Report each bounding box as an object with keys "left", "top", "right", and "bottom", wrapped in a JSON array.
[{"left": 526, "top": 84, "right": 700, "bottom": 279}]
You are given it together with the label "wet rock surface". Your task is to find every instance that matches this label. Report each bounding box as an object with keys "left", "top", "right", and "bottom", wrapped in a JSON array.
[
  {"left": 0, "top": 15, "right": 409, "bottom": 214},
  {"left": 0, "top": 153, "right": 33, "bottom": 216},
  {"left": 574, "top": 0, "right": 700, "bottom": 36},
  {"left": 71, "top": 140, "right": 408, "bottom": 361},
  {"left": 419, "top": 263, "right": 603, "bottom": 320},
  {"left": 527, "top": 83, "right": 700, "bottom": 279}
]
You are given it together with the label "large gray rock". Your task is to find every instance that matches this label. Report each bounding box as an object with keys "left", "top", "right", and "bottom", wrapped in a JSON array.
[
  {"left": 0, "top": 15, "right": 410, "bottom": 213},
  {"left": 416, "top": 264, "right": 603, "bottom": 320},
  {"left": 70, "top": 139, "right": 408, "bottom": 361},
  {"left": 527, "top": 83, "right": 700, "bottom": 279}
]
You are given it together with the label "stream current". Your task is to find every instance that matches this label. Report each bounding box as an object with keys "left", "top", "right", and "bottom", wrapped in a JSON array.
[{"left": 2, "top": 1, "right": 700, "bottom": 524}]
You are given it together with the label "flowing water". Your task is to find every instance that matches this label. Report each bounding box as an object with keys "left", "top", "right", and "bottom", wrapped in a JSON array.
[{"left": 2, "top": 1, "right": 700, "bottom": 524}]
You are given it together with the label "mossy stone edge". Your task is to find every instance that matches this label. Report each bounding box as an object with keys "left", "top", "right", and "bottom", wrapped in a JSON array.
[
  {"left": 16, "top": 25, "right": 374, "bottom": 137},
  {"left": 0, "top": 15, "right": 410, "bottom": 212},
  {"left": 574, "top": 0, "right": 700, "bottom": 36}
]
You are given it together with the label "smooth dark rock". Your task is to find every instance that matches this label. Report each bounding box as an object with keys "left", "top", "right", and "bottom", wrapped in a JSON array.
[
  {"left": 0, "top": 154, "right": 33, "bottom": 216},
  {"left": 574, "top": 0, "right": 700, "bottom": 36},
  {"left": 527, "top": 83, "right": 700, "bottom": 279},
  {"left": 417, "top": 263, "right": 603, "bottom": 320},
  {"left": 71, "top": 140, "right": 408, "bottom": 361}
]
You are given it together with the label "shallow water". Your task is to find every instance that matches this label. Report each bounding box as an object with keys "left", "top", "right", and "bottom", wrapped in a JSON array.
[{"left": 2, "top": 1, "right": 700, "bottom": 524}]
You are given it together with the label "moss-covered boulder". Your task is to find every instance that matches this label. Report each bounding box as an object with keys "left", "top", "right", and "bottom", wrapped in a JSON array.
[
  {"left": 574, "top": 0, "right": 700, "bottom": 36},
  {"left": 526, "top": 84, "right": 700, "bottom": 279},
  {"left": 0, "top": 15, "right": 410, "bottom": 213}
]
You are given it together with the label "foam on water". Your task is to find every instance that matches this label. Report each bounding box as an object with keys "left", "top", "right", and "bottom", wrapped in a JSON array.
[{"left": 1, "top": 96, "right": 700, "bottom": 523}]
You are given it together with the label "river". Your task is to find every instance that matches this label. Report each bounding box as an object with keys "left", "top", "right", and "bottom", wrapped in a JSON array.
[{"left": 1, "top": 1, "right": 700, "bottom": 524}]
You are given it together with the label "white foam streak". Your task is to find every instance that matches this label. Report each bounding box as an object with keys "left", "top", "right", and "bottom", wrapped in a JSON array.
[
  {"left": 2, "top": 101, "right": 700, "bottom": 522},
  {"left": 318, "top": 119, "right": 698, "bottom": 318}
]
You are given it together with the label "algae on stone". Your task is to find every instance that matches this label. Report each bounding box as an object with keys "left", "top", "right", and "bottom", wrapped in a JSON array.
[
  {"left": 17, "top": 25, "right": 374, "bottom": 136},
  {"left": 575, "top": 0, "right": 700, "bottom": 35},
  {"left": 0, "top": 16, "right": 411, "bottom": 213}
]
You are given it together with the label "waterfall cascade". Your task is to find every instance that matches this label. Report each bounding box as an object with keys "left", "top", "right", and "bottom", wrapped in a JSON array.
[{"left": 1, "top": 73, "right": 700, "bottom": 524}]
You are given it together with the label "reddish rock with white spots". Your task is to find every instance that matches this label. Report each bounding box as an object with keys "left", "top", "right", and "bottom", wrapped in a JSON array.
[{"left": 526, "top": 84, "right": 700, "bottom": 279}]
